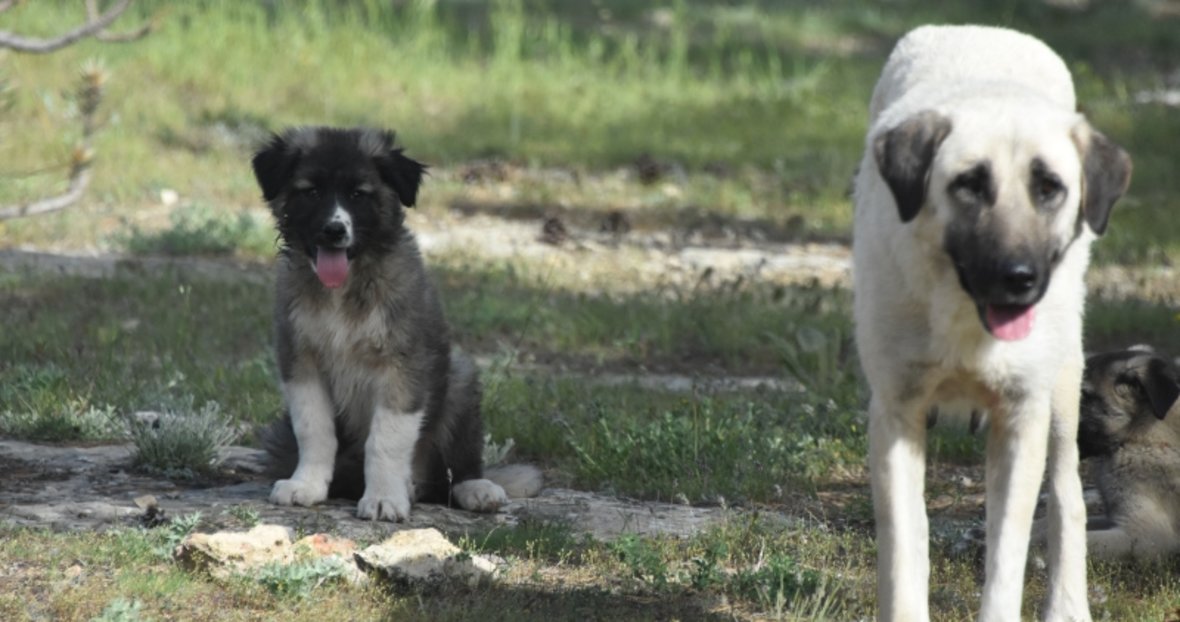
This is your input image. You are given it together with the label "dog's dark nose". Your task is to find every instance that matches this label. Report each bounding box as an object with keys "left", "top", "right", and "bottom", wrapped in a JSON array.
[
  {"left": 322, "top": 221, "right": 347, "bottom": 243},
  {"left": 1002, "top": 262, "right": 1037, "bottom": 297}
]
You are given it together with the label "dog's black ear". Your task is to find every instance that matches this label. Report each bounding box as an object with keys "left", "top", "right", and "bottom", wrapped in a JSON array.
[
  {"left": 1128, "top": 354, "right": 1180, "bottom": 419},
  {"left": 873, "top": 110, "right": 952, "bottom": 223},
  {"left": 370, "top": 131, "right": 427, "bottom": 208},
  {"left": 1073, "top": 124, "right": 1132, "bottom": 236},
  {"left": 252, "top": 132, "right": 299, "bottom": 202}
]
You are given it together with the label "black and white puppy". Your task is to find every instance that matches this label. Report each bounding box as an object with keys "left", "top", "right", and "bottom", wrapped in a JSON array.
[{"left": 252, "top": 126, "right": 541, "bottom": 521}]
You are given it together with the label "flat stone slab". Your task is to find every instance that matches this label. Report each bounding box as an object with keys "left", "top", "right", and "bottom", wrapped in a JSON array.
[{"left": 0, "top": 440, "right": 737, "bottom": 542}]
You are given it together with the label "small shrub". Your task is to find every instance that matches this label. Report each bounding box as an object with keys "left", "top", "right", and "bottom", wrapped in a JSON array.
[
  {"left": 119, "top": 204, "right": 275, "bottom": 257},
  {"left": 128, "top": 400, "right": 240, "bottom": 478},
  {"left": 223, "top": 504, "right": 262, "bottom": 529},
  {"left": 0, "top": 400, "right": 125, "bottom": 442}
]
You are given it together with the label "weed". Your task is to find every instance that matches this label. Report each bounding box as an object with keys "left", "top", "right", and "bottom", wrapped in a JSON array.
[
  {"left": 223, "top": 504, "right": 262, "bottom": 529},
  {"left": 127, "top": 399, "right": 240, "bottom": 479},
  {"left": 731, "top": 553, "right": 823, "bottom": 611},
  {"left": 149, "top": 511, "right": 203, "bottom": 561},
  {"left": 611, "top": 534, "right": 672, "bottom": 590},
  {"left": 90, "top": 598, "right": 146, "bottom": 622},
  {"left": 253, "top": 557, "right": 350, "bottom": 599}
]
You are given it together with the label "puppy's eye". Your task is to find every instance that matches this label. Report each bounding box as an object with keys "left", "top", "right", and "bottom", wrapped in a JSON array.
[
  {"left": 349, "top": 188, "right": 371, "bottom": 200},
  {"left": 300, "top": 186, "right": 320, "bottom": 198}
]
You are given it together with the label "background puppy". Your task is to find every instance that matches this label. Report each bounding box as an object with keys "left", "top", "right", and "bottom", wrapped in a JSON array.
[
  {"left": 1077, "top": 349, "right": 1180, "bottom": 559},
  {"left": 853, "top": 25, "right": 1131, "bottom": 621},
  {"left": 252, "top": 126, "right": 541, "bottom": 522}
]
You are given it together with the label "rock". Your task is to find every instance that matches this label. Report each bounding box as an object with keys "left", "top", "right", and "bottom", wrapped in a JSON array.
[
  {"left": 353, "top": 528, "right": 499, "bottom": 587},
  {"left": 294, "top": 533, "right": 356, "bottom": 558},
  {"left": 174, "top": 524, "right": 294, "bottom": 577}
]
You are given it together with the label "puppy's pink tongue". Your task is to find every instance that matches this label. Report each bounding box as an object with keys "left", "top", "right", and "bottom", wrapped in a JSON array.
[
  {"left": 986, "top": 305, "right": 1036, "bottom": 341},
  {"left": 315, "top": 248, "right": 349, "bottom": 289}
]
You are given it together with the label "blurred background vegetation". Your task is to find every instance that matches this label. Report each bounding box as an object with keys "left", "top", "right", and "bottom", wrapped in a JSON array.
[{"left": 2, "top": 0, "right": 1179, "bottom": 262}]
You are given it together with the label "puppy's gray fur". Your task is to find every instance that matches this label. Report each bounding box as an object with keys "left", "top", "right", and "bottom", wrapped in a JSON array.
[{"left": 854, "top": 25, "right": 1131, "bottom": 621}]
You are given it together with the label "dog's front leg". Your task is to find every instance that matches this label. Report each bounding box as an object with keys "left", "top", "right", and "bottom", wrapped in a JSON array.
[
  {"left": 357, "top": 406, "right": 423, "bottom": 521},
  {"left": 1042, "top": 361, "right": 1091, "bottom": 621},
  {"left": 271, "top": 378, "right": 337, "bottom": 507},
  {"left": 979, "top": 398, "right": 1051, "bottom": 622},
  {"left": 869, "top": 396, "right": 930, "bottom": 622}
]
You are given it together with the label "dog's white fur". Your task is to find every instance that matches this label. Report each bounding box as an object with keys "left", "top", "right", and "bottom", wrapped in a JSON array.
[{"left": 854, "top": 25, "right": 1110, "bottom": 621}]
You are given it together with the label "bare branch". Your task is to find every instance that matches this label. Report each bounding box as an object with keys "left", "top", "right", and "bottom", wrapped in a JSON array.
[
  {"left": 86, "top": 0, "right": 152, "bottom": 43},
  {"left": 0, "top": 0, "right": 136, "bottom": 54},
  {"left": 0, "top": 62, "right": 107, "bottom": 221},
  {"left": 0, "top": 166, "right": 92, "bottom": 220}
]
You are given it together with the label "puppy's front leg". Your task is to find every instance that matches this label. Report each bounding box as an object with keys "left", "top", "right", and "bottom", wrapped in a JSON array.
[
  {"left": 869, "top": 396, "right": 930, "bottom": 622},
  {"left": 1043, "top": 361, "right": 1091, "bottom": 621},
  {"left": 979, "top": 398, "right": 1051, "bottom": 622},
  {"left": 271, "top": 378, "right": 337, "bottom": 507},
  {"left": 357, "top": 407, "right": 423, "bottom": 521}
]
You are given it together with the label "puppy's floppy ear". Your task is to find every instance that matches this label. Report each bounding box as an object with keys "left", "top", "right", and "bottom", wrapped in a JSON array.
[
  {"left": 1072, "top": 122, "right": 1132, "bottom": 236},
  {"left": 873, "top": 110, "right": 952, "bottom": 223},
  {"left": 252, "top": 132, "right": 300, "bottom": 202},
  {"left": 1127, "top": 354, "right": 1180, "bottom": 420},
  {"left": 369, "top": 130, "right": 427, "bottom": 208}
]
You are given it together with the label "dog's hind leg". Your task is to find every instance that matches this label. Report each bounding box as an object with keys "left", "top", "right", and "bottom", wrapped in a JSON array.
[
  {"left": 869, "top": 396, "right": 930, "bottom": 622},
  {"left": 1042, "top": 361, "right": 1092, "bottom": 621},
  {"left": 979, "top": 399, "right": 1051, "bottom": 622}
]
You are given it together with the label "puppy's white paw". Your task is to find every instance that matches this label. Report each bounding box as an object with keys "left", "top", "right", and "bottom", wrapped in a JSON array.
[
  {"left": 357, "top": 489, "right": 412, "bottom": 522},
  {"left": 453, "top": 478, "right": 509, "bottom": 513},
  {"left": 270, "top": 478, "right": 328, "bottom": 507}
]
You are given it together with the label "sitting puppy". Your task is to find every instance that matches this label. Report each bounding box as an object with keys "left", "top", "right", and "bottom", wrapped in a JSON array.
[
  {"left": 1077, "top": 348, "right": 1180, "bottom": 558},
  {"left": 252, "top": 126, "right": 541, "bottom": 521}
]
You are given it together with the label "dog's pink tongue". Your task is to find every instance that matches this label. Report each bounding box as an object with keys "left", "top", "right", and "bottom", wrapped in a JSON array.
[
  {"left": 315, "top": 248, "right": 349, "bottom": 289},
  {"left": 986, "top": 305, "right": 1036, "bottom": 341}
]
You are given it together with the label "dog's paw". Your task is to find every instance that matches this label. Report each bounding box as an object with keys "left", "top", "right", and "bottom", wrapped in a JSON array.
[
  {"left": 452, "top": 478, "right": 509, "bottom": 513},
  {"left": 357, "top": 490, "right": 412, "bottom": 522},
  {"left": 270, "top": 478, "right": 328, "bottom": 507}
]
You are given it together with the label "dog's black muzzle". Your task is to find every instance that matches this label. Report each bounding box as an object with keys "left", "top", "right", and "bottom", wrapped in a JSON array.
[{"left": 950, "top": 249, "right": 1052, "bottom": 326}]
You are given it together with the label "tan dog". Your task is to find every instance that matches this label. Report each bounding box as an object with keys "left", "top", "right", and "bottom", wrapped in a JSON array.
[
  {"left": 853, "top": 25, "right": 1131, "bottom": 620},
  {"left": 1076, "top": 349, "right": 1180, "bottom": 559}
]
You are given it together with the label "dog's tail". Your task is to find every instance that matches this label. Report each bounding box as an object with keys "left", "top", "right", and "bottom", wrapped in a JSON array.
[{"left": 484, "top": 463, "right": 544, "bottom": 499}]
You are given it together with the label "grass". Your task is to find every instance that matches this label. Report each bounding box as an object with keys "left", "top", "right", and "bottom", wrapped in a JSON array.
[
  {"left": 3, "top": 0, "right": 1180, "bottom": 619},
  {"left": 1, "top": 0, "right": 1179, "bottom": 261}
]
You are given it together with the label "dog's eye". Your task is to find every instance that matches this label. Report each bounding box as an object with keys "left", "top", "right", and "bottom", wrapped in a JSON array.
[
  {"left": 300, "top": 186, "right": 320, "bottom": 198},
  {"left": 949, "top": 166, "right": 993, "bottom": 204},
  {"left": 1033, "top": 176, "right": 1064, "bottom": 204},
  {"left": 349, "top": 188, "right": 371, "bottom": 200}
]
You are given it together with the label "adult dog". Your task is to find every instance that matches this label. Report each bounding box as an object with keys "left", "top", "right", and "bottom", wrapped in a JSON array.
[
  {"left": 252, "top": 126, "right": 541, "bottom": 522},
  {"left": 1076, "top": 348, "right": 1180, "bottom": 559},
  {"left": 853, "top": 25, "right": 1131, "bottom": 620}
]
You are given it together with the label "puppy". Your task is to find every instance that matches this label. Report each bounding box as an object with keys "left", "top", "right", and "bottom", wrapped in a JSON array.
[
  {"left": 853, "top": 25, "right": 1131, "bottom": 620},
  {"left": 1077, "top": 348, "right": 1180, "bottom": 559},
  {"left": 252, "top": 126, "right": 541, "bottom": 521}
]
